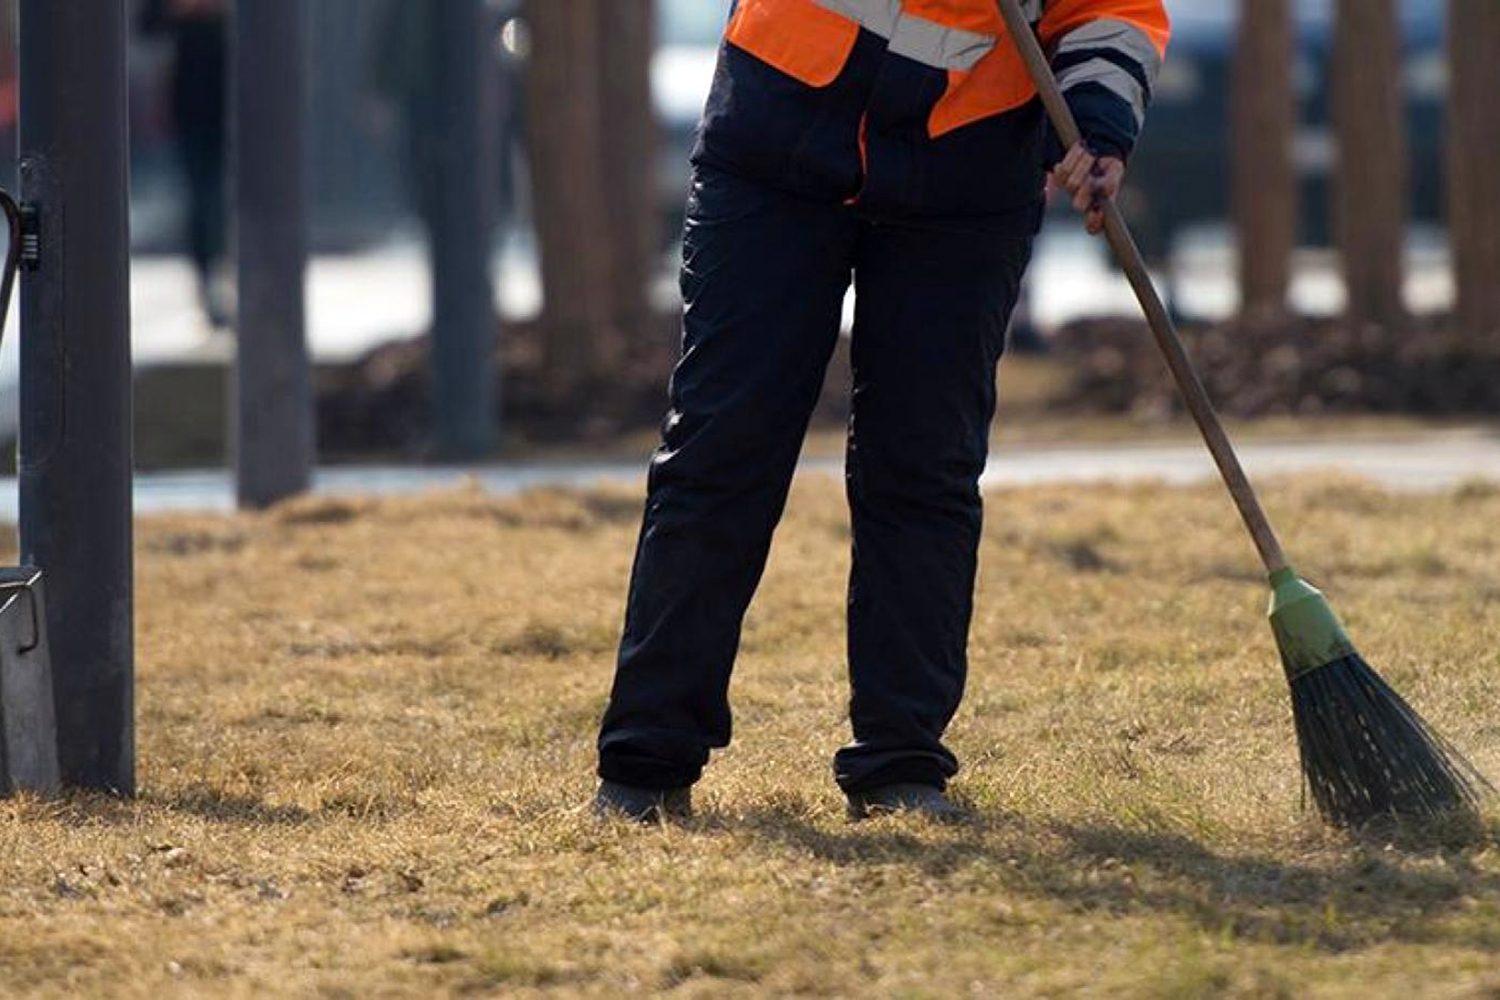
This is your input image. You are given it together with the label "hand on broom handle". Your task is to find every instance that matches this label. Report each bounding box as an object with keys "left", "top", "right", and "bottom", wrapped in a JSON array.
[{"left": 994, "top": 0, "right": 1289, "bottom": 575}]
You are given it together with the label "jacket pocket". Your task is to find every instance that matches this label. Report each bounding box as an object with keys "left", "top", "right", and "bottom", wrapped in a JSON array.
[{"left": 726, "top": 0, "right": 861, "bottom": 88}]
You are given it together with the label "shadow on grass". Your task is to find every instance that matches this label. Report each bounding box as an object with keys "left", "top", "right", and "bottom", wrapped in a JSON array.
[
  {"left": 34, "top": 785, "right": 418, "bottom": 828},
  {"left": 29, "top": 789, "right": 315, "bottom": 828},
  {"left": 161, "top": 787, "right": 318, "bottom": 825},
  {"left": 727, "top": 806, "right": 1500, "bottom": 953}
]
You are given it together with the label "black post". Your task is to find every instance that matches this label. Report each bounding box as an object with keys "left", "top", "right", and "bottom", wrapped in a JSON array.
[
  {"left": 430, "top": 0, "right": 497, "bottom": 459},
  {"left": 234, "top": 0, "right": 314, "bottom": 508},
  {"left": 17, "top": 0, "right": 135, "bottom": 794}
]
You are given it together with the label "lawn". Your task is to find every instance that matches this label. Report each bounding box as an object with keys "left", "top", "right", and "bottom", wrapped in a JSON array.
[{"left": 2, "top": 474, "right": 1499, "bottom": 997}]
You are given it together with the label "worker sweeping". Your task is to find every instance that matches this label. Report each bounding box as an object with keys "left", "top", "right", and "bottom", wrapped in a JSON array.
[{"left": 595, "top": 0, "right": 1171, "bottom": 823}]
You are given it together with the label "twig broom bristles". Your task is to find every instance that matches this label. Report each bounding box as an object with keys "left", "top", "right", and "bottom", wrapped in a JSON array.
[{"left": 995, "top": 0, "right": 1490, "bottom": 827}]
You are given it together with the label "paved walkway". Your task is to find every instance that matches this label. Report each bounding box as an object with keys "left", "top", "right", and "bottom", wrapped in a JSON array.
[
  {"left": 0, "top": 231, "right": 1459, "bottom": 439},
  {"left": 0, "top": 433, "right": 1493, "bottom": 517}
]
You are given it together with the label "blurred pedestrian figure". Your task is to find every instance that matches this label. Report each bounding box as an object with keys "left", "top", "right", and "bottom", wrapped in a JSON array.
[
  {"left": 140, "top": 0, "right": 232, "bottom": 328},
  {"left": 370, "top": 0, "right": 525, "bottom": 240},
  {"left": 370, "top": 0, "right": 441, "bottom": 240}
]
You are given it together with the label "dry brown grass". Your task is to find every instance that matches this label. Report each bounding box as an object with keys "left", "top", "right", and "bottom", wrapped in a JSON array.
[{"left": 2, "top": 474, "right": 1500, "bottom": 997}]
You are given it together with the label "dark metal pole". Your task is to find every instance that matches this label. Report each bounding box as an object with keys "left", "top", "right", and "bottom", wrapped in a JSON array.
[
  {"left": 234, "top": 0, "right": 314, "bottom": 508},
  {"left": 430, "top": 0, "right": 497, "bottom": 459},
  {"left": 17, "top": 0, "right": 135, "bottom": 794}
]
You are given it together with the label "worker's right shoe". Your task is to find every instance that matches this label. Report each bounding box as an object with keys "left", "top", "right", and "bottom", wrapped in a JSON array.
[
  {"left": 846, "top": 783, "right": 968, "bottom": 823},
  {"left": 592, "top": 780, "right": 692, "bottom": 824}
]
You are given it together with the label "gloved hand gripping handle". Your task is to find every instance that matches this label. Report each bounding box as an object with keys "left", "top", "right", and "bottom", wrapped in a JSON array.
[{"left": 994, "top": 0, "right": 1289, "bottom": 574}]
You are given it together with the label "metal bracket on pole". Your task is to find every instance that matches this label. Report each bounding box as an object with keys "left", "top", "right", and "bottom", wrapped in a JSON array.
[
  {"left": 17, "top": 202, "right": 41, "bottom": 272},
  {"left": 0, "top": 568, "right": 60, "bottom": 797},
  {"left": 0, "top": 196, "right": 58, "bottom": 798}
]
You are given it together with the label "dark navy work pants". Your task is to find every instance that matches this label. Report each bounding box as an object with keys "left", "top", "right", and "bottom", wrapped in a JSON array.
[{"left": 598, "top": 163, "right": 1033, "bottom": 794}]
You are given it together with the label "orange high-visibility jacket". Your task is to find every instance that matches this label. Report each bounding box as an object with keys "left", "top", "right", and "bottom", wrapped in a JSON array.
[{"left": 694, "top": 0, "right": 1170, "bottom": 230}]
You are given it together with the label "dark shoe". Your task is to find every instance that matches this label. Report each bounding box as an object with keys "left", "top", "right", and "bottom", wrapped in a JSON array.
[
  {"left": 846, "top": 783, "right": 968, "bottom": 823},
  {"left": 592, "top": 780, "right": 692, "bottom": 824}
]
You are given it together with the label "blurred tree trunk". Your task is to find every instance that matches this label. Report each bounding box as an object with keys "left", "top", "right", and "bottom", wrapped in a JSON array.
[
  {"left": 524, "top": 0, "right": 658, "bottom": 391},
  {"left": 525, "top": 0, "right": 615, "bottom": 387},
  {"left": 1232, "top": 0, "right": 1297, "bottom": 320},
  {"left": 597, "top": 0, "right": 658, "bottom": 346},
  {"left": 1332, "top": 0, "right": 1406, "bottom": 335},
  {"left": 1447, "top": 0, "right": 1500, "bottom": 348}
]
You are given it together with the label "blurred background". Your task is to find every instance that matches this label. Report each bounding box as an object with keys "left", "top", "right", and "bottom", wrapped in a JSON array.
[{"left": 0, "top": 0, "right": 1496, "bottom": 474}]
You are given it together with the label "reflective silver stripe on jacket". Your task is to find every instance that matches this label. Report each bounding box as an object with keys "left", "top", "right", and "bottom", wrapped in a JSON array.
[
  {"left": 1054, "top": 59, "right": 1147, "bottom": 126},
  {"left": 1052, "top": 18, "right": 1160, "bottom": 127},
  {"left": 814, "top": 0, "right": 901, "bottom": 37},
  {"left": 1054, "top": 18, "right": 1163, "bottom": 80},
  {"left": 889, "top": 15, "right": 995, "bottom": 72},
  {"left": 812, "top": 0, "right": 997, "bottom": 73},
  {"left": 808, "top": 0, "right": 1152, "bottom": 90}
]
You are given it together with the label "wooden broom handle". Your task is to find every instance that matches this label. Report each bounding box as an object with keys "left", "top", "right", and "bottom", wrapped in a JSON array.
[{"left": 994, "top": 0, "right": 1289, "bottom": 574}]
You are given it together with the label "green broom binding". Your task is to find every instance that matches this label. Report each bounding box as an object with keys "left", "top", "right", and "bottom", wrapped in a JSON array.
[
  {"left": 994, "top": 0, "right": 1491, "bottom": 827},
  {"left": 1270, "top": 570, "right": 1490, "bottom": 825}
]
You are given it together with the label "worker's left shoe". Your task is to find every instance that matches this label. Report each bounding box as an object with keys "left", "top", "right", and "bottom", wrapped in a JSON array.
[
  {"left": 846, "top": 783, "right": 968, "bottom": 823},
  {"left": 592, "top": 780, "right": 692, "bottom": 824}
]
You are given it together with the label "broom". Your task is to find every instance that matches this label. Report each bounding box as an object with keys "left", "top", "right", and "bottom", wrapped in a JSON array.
[{"left": 994, "top": 0, "right": 1490, "bottom": 827}]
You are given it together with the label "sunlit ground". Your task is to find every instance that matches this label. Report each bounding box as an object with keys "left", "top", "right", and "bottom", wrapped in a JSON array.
[{"left": 1, "top": 476, "right": 1498, "bottom": 997}]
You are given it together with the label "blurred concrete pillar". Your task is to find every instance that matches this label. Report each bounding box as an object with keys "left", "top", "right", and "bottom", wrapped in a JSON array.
[
  {"left": 430, "top": 0, "right": 497, "bottom": 459},
  {"left": 17, "top": 0, "right": 136, "bottom": 794},
  {"left": 234, "top": 0, "right": 314, "bottom": 508}
]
